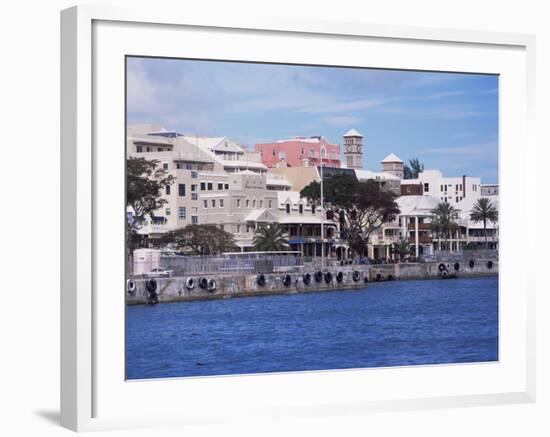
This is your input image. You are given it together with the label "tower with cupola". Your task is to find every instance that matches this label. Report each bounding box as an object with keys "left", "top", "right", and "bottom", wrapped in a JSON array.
[{"left": 343, "top": 128, "right": 363, "bottom": 169}]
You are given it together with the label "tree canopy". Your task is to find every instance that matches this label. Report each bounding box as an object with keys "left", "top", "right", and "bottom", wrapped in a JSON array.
[
  {"left": 126, "top": 157, "right": 175, "bottom": 220},
  {"left": 403, "top": 158, "right": 425, "bottom": 179},
  {"left": 300, "top": 174, "right": 400, "bottom": 258},
  {"left": 430, "top": 202, "right": 460, "bottom": 250},
  {"left": 158, "top": 224, "right": 238, "bottom": 255},
  {"left": 470, "top": 198, "right": 498, "bottom": 248},
  {"left": 253, "top": 223, "right": 290, "bottom": 251}
]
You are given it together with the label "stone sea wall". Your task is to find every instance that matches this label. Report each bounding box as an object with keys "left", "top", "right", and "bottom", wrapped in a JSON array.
[{"left": 126, "top": 259, "right": 498, "bottom": 305}]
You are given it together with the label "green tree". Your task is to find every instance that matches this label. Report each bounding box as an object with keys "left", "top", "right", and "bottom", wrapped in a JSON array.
[
  {"left": 126, "top": 157, "right": 174, "bottom": 269},
  {"left": 470, "top": 198, "right": 498, "bottom": 249},
  {"left": 430, "top": 202, "right": 460, "bottom": 251},
  {"left": 403, "top": 158, "right": 425, "bottom": 179},
  {"left": 300, "top": 174, "right": 400, "bottom": 259},
  {"left": 126, "top": 157, "right": 175, "bottom": 220},
  {"left": 392, "top": 238, "right": 411, "bottom": 261},
  {"left": 158, "top": 224, "right": 238, "bottom": 255},
  {"left": 253, "top": 223, "right": 290, "bottom": 251}
]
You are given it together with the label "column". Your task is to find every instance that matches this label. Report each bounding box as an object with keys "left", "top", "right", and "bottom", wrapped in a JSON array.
[{"left": 415, "top": 216, "right": 419, "bottom": 258}]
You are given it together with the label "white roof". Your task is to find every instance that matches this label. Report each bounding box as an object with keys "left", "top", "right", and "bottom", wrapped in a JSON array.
[
  {"left": 343, "top": 128, "right": 363, "bottom": 137},
  {"left": 245, "top": 208, "right": 278, "bottom": 222},
  {"left": 222, "top": 160, "right": 267, "bottom": 170},
  {"left": 277, "top": 190, "right": 302, "bottom": 206},
  {"left": 355, "top": 169, "right": 400, "bottom": 181},
  {"left": 397, "top": 195, "right": 440, "bottom": 216},
  {"left": 381, "top": 153, "right": 404, "bottom": 163},
  {"left": 276, "top": 137, "right": 321, "bottom": 144},
  {"left": 129, "top": 135, "right": 173, "bottom": 145}
]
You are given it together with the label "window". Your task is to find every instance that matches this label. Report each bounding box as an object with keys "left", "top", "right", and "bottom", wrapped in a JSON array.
[
  {"left": 268, "top": 200, "right": 272, "bottom": 209},
  {"left": 163, "top": 162, "right": 168, "bottom": 170},
  {"left": 136, "top": 145, "right": 143, "bottom": 153},
  {"left": 237, "top": 225, "right": 241, "bottom": 233},
  {"left": 146, "top": 146, "right": 151, "bottom": 152},
  {"left": 246, "top": 199, "right": 250, "bottom": 208},
  {"left": 440, "top": 185, "right": 443, "bottom": 191},
  {"left": 424, "top": 183, "right": 429, "bottom": 192},
  {"left": 191, "top": 193, "right": 198, "bottom": 200},
  {"left": 460, "top": 184, "right": 463, "bottom": 190},
  {"left": 312, "top": 204, "right": 316, "bottom": 214},
  {"left": 191, "top": 184, "right": 197, "bottom": 192},
  {"left": 191, "top": 216, "right": 198, "bottom": 224},
  {"left": 218, "top": 183, "right": 223, "bottom": 190},
  {"left": 279, "top": 151, "right": 286, "bottom": 160},
  {"left": 455, "top": 184, "right": 459, "bottom": 191},
  {"left": 246, "top": 225, "right": 251, "bottom": 233},
  {"left": 252, "top": 199, "right": 256, "bottom": 208},
  {"left": 186, "top": 163, "right": 193, "bottom": 170},
  {"left": 200, "top": 182, "right": 206, "bottom": 191},
  {"left": 158, "top": 147, "right": 164, "bottom": 152},
  {"left": 178, "top": 184, "right": 185, "bottom": 197},
  {"left": 165, "top": 185, "right": 170, "bottom": 195},
  {"left": 203, "top": 200, "right": 208, "bottom": 208},
  {"left": 191, "top": 171, "right": 198, "bottom": 178},
  {"left": 444, "top": 197, "right": 447, "bottom": 202},
  {"left": 272, "top": 148, "right": 275, "bottom": 156},
  {"left": 259, "top": 200, "right": 263, "bottom": 208},
  {"left": 207, "top": 182, "right": 213, "bottom": 191},
  {"left": 286, "top": 204, "right": 290, "bottom": 214},
  {"left": 224, "top": 184, "right": 229, "bottom": 190},
  {"left": 456, "top": 196, "right": 459, "bottom": 203},
  {"left": 299, "top": 204, "right": 303, "bottom": 214},
  {"left": 237, "top": 199, "right": 241, "bottom": 208},
  {"left": 220, "top": 199, "right": 224, "bottom": 208},
  {"left": 176, "top": 163, "right": 181, "bottom": 169},
  {"left": 178, "top": 207, "right": 186, "bottom": 219},
  {"left": 165, "top": 208, "right": 171, "bottom": 216},
  {"left": 212, "top": 200, "right": 216, "bottom": 208}
]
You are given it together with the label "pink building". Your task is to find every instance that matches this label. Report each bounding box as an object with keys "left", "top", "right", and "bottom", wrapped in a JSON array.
[{"left": 255, "top": 136, "right": 341, "bottom": 168}]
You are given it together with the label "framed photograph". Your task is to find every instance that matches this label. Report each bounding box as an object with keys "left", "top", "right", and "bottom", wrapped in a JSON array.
[{"left": 61, "top": 5, "right": 536, "bottom": 431}]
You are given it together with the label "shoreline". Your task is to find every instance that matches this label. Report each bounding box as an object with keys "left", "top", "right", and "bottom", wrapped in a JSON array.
[{"left": 126, "top": 261, "right": 499, "bottom": 305}]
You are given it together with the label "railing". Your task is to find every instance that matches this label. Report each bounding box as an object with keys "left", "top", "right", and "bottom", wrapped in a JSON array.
[{"left": 159, "top": 254, "right": 305, "bottom": 275}]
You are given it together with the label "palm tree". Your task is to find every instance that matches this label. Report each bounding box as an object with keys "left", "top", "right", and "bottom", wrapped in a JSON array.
[
  {"left": 253, "top": 223, "right": 290, "bottom": 251},
  {"left": 430, "top": 202, "right": 460, "bottom": 251},
  {"left": 392, "top": 238, "right": 411, "bottom": 261},
  {"left": 470, "top": 198, "right": 498, "bottom": 249},
  {"left": 403, "top": 158, "right": 425, "bottom": 179}
]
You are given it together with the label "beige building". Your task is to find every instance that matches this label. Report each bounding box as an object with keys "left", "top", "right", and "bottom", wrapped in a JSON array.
[{"left": 127, "top": 125, "right": 296, "bottom": 251}]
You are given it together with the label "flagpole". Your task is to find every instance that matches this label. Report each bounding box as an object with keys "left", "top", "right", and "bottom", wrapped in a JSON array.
[{"left": 320, "top": 146, "right": 324, "bottom": 270}]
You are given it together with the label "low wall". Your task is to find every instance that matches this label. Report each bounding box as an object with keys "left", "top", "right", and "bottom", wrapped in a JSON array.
[{"left": 127, "top": 259, "right": 498, "bottom": 305}]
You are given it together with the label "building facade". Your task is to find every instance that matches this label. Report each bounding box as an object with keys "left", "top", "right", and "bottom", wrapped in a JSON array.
[{"left": 255, "top": 136, "right": 341, "bottom": 168}]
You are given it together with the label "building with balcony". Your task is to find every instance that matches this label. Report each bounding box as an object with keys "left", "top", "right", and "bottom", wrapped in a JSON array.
[{"left": 277, "top": 191, "right": 341, "bottom": 260}]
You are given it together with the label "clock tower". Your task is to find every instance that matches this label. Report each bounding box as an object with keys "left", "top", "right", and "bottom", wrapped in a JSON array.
[{"left": 343, "top": 128, "right": 363, "bottom": 169}]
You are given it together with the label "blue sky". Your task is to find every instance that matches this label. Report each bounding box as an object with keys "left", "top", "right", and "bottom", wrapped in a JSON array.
[{"left": 127, "top": 57, "right": 499, "bottom": 183}]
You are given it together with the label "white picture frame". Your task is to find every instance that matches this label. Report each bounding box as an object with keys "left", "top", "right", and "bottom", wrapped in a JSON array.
[{"left": 60, "top": 5, "right": 536, "bottom": 432}]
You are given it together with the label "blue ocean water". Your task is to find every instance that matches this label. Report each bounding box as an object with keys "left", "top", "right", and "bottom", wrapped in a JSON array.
[{"left": 126, "top": 276, "right": 498, "bottom": 380}]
